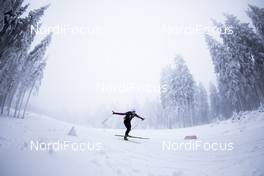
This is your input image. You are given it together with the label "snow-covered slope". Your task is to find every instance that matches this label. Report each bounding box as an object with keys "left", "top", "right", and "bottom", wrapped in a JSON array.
[{"left": 0, "top": 111, "right": 264, "bottom": 176}]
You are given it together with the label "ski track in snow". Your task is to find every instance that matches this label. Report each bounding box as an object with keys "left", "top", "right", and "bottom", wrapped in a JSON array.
[{"left": 0, "top": 111, "right": 264, "bottom": 176}]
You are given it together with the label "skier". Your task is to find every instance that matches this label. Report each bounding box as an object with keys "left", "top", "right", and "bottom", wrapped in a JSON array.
[{"left": 112, "top": 109, "right": 144, "bottom": 140}]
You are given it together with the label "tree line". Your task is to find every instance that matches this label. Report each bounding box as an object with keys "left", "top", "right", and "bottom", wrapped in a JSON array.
[
  {"left": 160, "top": 5, "right": 264, "bottom": 127},
  {"left": 0, "top": 0, "right": 51, "bottom": 118},
  {"left": 206, "top": 5, "right": 264, "bottom": 118}
]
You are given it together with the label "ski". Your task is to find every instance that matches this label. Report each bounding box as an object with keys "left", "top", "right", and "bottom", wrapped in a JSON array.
[
  {"left": 118, "top": 138, "right": 141, "bottom": 144},
  {"left": 115, "top": 134, "right": 150, "bottom": 139}
]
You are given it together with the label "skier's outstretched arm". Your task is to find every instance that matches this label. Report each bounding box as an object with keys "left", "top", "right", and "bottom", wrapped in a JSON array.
[
  {"left": 112, "top": 111, "right": 126, "bottom": 115},
  {"left": 135, "top": 114, "right": 145, "bottom": 120}
]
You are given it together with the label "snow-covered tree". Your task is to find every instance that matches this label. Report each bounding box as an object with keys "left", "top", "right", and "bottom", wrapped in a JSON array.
[
  {"left": 247, "top": 5, "right": 264, "bottom": 40},
  {"left": 222, "top": 14, "right": 263, "bottom": 109},
  {"left": 205, "top": 33, "right": 239, "bottom": 112},
  {"left": 205, "top": 5, "right": 264, "bottom": 118},
  {"left": 209, "top": 82, "right": 221, "bottom": 120},
  {"left": 247, "top": 5, "right": 264, "bottom": 105},
  {"left": 160, "top": 55, "right": 196, "bottom": 127},
  {"left": 195, "top": 83, "right": 209, "bottom": 124},
  {"left": 0, "top": 0, "right": 51, "bottom": 118}
]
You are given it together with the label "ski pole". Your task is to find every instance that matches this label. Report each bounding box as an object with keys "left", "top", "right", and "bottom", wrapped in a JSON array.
[
  {"left": 101, "top": 116, "right": 111, "bottom": 125},
  {"left": 132, "top": 118, "right": 145, "bottom": 129},
  {"left": 132, "top": 122, "right": 139, "bottom": 129}
]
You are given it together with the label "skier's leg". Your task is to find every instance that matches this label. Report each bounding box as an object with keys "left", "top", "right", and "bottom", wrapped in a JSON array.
[
  {"left": 125, "top": 122, "right": 131, "bottom": 136},
  {"left": 128, "top": 122, "right": 131, "bottom": 136},
  {"left": 124, "top": 121, "right": 131, "bottom": 140},
  {"left": 124, "top": 121, "right": 128, "bottom": 140}
]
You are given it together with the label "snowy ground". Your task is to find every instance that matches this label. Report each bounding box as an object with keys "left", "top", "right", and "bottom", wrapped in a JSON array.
[{"left": 0, "top": 111, "right": 264, "bottom": 176}]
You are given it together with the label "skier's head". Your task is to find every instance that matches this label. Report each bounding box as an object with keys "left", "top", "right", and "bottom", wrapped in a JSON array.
[{"left": 131, "top": 108, "right": 136, "bottom": 114}]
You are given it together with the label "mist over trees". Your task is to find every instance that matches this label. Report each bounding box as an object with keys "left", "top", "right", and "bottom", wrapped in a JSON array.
[{"left": 0, "top": 0, "right": 51, "bottom": 118}]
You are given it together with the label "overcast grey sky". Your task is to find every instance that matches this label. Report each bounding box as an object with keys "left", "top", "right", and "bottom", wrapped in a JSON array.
[{"left": 26, "top": 0, "right": 263, "bottom": 119}]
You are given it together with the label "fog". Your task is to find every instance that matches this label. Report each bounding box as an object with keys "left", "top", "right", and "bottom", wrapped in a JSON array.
[{"left": 26, "top": 0, "right": 263, "bottom": 122}]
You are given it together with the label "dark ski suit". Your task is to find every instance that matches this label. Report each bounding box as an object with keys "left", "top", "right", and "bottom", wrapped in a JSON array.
[{"left": 113, "top": 111, "right": 144, "bottom": 139}]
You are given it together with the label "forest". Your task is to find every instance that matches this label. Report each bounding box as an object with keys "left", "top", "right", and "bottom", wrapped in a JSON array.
[
  {"left": 0, "top": 0, "right": 51, "bottom": 118},
  {"left": 1, "top": 1, "right": 264, "bottom": 129},
  {"left": 158, "top": 4, "right": 264, "bottom": 128}
]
